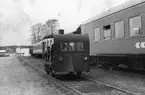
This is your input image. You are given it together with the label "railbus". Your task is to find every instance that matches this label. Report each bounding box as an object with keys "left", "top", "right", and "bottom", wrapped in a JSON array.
[{"left": 42, "top": 34, "right": 90, "bottom": 76}]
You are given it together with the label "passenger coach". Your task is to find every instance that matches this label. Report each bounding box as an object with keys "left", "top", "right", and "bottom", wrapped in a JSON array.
[
  {"left": 81, "top": 0, "right": 145, "bottom": 69},
  {"left": 42, "top": 34, "right": 90, "bottom": 76},
  {"left": 31, "top": 42, "right": 43, "bottom": 57}
]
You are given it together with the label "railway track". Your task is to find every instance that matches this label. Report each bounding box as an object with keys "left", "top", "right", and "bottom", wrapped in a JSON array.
[{"left": 18, "top": 56, "right": 140, "bottom": 95}]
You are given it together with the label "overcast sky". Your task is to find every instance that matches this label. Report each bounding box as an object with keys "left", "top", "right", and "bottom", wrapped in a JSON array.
[{"left": 0, "top": 0, "right": 128, "bottom": 46}]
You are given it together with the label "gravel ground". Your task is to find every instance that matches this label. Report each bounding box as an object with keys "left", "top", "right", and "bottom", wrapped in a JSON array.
[
  {"left": 20, "top": 56, "right": 45, "bottom": 71},
  {"left": 21, "top": 56, "right": 145, "bottom": 94},
  {"left": 84, "top": 67, "right": 145, "bottom": 94},
  {"left": 0, "top": 57, "right": 61, "bottom": 95}
]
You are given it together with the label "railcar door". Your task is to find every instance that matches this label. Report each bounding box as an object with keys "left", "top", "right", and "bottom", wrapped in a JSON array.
[
  {"left": 70, "top": 42, "right": 89, "bottom": 72},
  {"left": 51, "top": 41, "right": 73, "bottom": 72}
]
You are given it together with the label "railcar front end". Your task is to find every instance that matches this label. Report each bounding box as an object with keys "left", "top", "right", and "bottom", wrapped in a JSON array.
[{"left": 43, "top": 34, "right": 90, "bottom": 76}]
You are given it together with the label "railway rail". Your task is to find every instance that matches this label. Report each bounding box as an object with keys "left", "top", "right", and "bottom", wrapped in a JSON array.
[{"left": 18, "top": 56, "right": 140, "bottom": 95}]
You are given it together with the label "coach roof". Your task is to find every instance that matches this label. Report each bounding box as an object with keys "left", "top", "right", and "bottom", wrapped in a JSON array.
[{"left": 82, "top": 0, "right": 145, "bottom": 25}]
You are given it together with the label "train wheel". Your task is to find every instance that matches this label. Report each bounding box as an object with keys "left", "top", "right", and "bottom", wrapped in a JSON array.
[
  {"left": 126, "top": 60, "right": 133, "bottom": 69},
  {"left": 100, "top": 61, "right": 109, "bottom": 69},
  {"left": 77, "top": 72, "right": 82, "bottom": 77},
  {"left": 90, "top": 61, "right": 97, "bottom": 66},
  {"left": 45, "top": 68, "right": 50, "bottom": 74},
  {"left": 51, "top": 70, "right": 56, "bottom": 77},
  {"left": 124, "top": 58, "right": 134, "bottom": 69},
  {"left": 108, "top": 65, "right": 117, "bottom": 70},
  {"left": 44, "top": 64, "right": 51, "bottom": 75},
  {"left": 108, "top": 63, "right": 118, "bottom": 70}
]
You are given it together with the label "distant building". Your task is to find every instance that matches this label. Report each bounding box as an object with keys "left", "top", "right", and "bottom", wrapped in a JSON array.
[{"left": 16, "top": 47, "right": 31, "bottom": 56}]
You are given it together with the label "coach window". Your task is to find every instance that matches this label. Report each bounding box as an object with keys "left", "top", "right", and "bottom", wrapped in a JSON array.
[
  {"left": 94, "top": 27, "right": 100, "bottom": 41},
  {"left": 69, "top": 42, "right": 76, "bottom": 51},
  {"left": 77, "top": 42, "right": 83, "bottom": 51},
  {"left": 103, "top": 25, "right": 111, "bottom": 40},
  {"left": 129, "top": 16, "right": 141, "bottom": 36},
  {"left": 61, "top": 42, "right": 68, "bottom": 51},
  {"left": 115, "top": 21, "right": 124, "bottom": 38},
  {"left": 82, "top": 29, "right": 85, "bottom": 34}
]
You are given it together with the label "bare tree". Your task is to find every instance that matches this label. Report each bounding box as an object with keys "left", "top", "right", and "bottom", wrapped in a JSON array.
[
  {"left": 45, "top": 19, "right": 59, "bottom": 34},
  {"left": 35, "top": 23, "right": 42, "bottom": 42},
  {"left": 30, "top": 23, "right": 42, "bottom": 44},
  {"left": 40, "top": 24, "right": 48, "bottom": 38},
  {"left": 30, "top": 19, "right": 59, "bottom": 44},
  {"left": 30, "top": 30, "right": 37, "bottom": 44}
]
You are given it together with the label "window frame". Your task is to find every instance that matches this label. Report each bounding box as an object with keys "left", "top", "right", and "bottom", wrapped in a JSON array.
[
  {"left": 77, "top": 42, "right": 84, "bottom": 51},
  {"left": 103, "top": 25, "right": 111, "bottom": 40},
  {"left": 94, "top": 27, "right": 101, "bottom": 42},
  {"left": 115, "top": 20, "right": 125, "bottom": 38},
  {"left": 60, "top": 42, "right": 68, "bottom": 52},
  {"left": 129, "top": 15, "right": 142, "bottom": 36},
  {"left": 68, "top": 42, "right": 76, "bottom": 52}
]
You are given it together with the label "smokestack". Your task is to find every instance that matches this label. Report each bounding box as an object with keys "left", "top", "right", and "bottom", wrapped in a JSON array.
[{"left": 58, "top": 29, "right": 64, "bottom": 34}]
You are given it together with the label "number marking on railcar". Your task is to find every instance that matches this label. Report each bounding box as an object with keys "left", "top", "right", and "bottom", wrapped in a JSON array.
[
  {"left": 135, "top": 42, "right": 145, "bottom": 48},
  {"left": 135, "top": 42, "right": 141, "bottom": 49},
  {"left": 141, "top": 42, "right": 145, "bottom": 48}
]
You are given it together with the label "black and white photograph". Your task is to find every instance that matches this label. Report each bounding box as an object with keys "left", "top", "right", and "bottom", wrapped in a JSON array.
[{"left": 0, "top": 0, "right": 144, "bottom": 95}]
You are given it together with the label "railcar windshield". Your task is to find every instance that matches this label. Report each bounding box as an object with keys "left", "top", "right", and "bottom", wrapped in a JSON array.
[
  {"left": 77, "top": 42, "right": 83, "bottom": 51},
  {"left": 60, "top": 42, "right": 68, "bottom": 51},
  {"left": 60, "top": 41, "right": 84, "bottom": 52},
  {"left": 69, "top": 42, "right": 76, "bottom": 51}
]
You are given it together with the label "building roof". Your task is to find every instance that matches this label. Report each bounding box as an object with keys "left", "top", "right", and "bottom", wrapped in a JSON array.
[{"left": 82, "top": 0, "right": 145, "bottom": 25}]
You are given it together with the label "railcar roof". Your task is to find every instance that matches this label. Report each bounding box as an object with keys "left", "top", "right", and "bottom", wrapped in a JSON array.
[
  {"left": 42, "top": 34, "right": 89, "bottom": 42},
  {"left": 82, "top": 0, "right": 145, "bottom": 25}
]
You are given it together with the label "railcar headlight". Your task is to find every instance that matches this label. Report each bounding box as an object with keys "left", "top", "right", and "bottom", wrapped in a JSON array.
[{"left": 84, "top": 56, "right": 88, "bottom": 60}]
